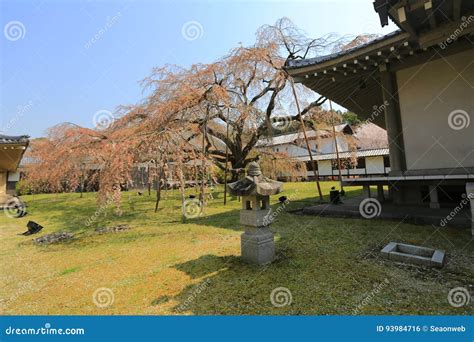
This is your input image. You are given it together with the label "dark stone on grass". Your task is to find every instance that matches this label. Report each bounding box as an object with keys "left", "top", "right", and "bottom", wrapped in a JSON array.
[
  {"left": 34, "top": 232, "right": 74, "bottom": 245},
  {"left": 95, "top": 224, "right": 131, "bottom": 234},
  {"left": 20, "top": 221, "right": 43, "bottom": 236}
]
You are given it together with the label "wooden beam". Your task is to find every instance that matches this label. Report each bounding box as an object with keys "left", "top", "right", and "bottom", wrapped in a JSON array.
[
  {"left": 453, "top": 0, "right": 462, "bottom": 21},
  {"left": 418, "top": 14, "right": 474, "bottom": 47},
  {"left": 390, "top": 37, "right": 473, "bottom": 72},
  {"left": 389, "top": 6, "right": 417, "bottom": 37},
  {"left": 410, "top": 0, "right": 429, "bottom": 11},
  {"left": 398, "top": 6, "right": 407, "bottom": 23},
  {"left": 424, "top": 1, "right": 437, "bottom": 30}
]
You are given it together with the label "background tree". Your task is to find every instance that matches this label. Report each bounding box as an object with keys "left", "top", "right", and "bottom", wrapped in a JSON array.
[
  {"left": 341, "top": 111, "right": 361, "bottom": 126},
  {"left": 128, "top": 18, "right": 348, "bottom": 181},
  {"left": 23, "top": 123, "right": 103, "bottom": 196},
  {"left": 23, "top": 18, "right": 376, "bottom": 213}
]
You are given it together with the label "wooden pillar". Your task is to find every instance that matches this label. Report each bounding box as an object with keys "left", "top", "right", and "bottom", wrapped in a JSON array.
[
  {"left": 363, "top": 185, "right": 371, "bottom": 198},
  {"left": 429, "top": 185, "right": 440, "bottom": 209},
  {"left": 377, "top": 185, "right": 385, "bottom": 202},
  {"left": 0, "top": 172, "right": 6, "bottom": 194},
  {"left": 379, "top": 64, "right": 406, "bottom": 176}
]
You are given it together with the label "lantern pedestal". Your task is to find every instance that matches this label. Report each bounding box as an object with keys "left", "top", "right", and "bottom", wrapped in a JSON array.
[
  {"left": 241, "top": 226, "right": 275, "bottom": 265},
  {"left": 239, "top": 195, "right": 275, "bottom": 265}
]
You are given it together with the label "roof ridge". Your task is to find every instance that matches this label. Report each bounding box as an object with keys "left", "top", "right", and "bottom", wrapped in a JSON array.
[{"left": 286, "top": 30, "right": 404, "bottom": 69}]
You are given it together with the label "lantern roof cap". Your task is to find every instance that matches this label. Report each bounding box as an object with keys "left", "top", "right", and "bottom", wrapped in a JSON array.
[{"left": 226, "top": 162, "right": 283, "bottom": 196}]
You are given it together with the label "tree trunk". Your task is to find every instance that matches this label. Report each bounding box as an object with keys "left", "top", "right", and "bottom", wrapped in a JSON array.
[
  {"left": 178, "top": 169, "right": 186, "bottom": 221},
  {"left": 154, "top": 166, "right": 165, "bottom": 212},
  {"left": 79, "top": 172, "right": 84, "bottom": 198},
  {"left": 230, "top": 159, "right": 245, "bottom": 182}
]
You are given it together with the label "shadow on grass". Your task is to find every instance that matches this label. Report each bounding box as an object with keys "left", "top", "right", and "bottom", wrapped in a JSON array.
[
  {"left": 151, "top": 236, "right": 474, "bottom": 316},
  {"left": 152, "top": 254, "right": 279, "bottom": 315},
  {"left": 151, "top": 239, "right": 312, "bottom": 315}
]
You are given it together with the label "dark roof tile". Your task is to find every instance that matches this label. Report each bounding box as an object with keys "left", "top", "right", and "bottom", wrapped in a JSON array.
[
  {"left": 286, "top": 30, "right": 402, "bottom": 69},
  {"left": 0, "top": 134, "right": 30, "bottom": 144}
]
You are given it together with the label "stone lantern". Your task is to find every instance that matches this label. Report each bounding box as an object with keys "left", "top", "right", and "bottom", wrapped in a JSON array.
[{"left": 227, "top": 162, "right": 283, "bottom": 265}]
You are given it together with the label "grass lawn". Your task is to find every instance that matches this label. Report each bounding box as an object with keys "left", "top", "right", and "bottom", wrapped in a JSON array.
[{"left": 0, "top": 182, "right": 472, "bottom": 315}]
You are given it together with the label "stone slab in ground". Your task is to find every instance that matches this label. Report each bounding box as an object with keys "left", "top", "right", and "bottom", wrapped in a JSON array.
[
  {"left": 33, "top": 232, "right": 74, "bottom": 245},
  {"left": 381, "top": 241, "right": 445, "bottom": 267},
  {"left": 95, "top": 224, "right": 131, "bottom": 234}
]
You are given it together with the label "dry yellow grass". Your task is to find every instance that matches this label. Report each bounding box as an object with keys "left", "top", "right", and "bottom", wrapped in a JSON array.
[{"left": 0, "top": 183, "right": 472, "bottom": 315}]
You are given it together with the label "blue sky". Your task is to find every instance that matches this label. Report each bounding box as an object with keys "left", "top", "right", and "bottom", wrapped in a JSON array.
[{"left": 1, "top": 0, "right": 396, "bottom": 138}]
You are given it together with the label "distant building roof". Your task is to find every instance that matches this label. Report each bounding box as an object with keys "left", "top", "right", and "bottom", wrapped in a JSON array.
[
  {"left": 256, "top": 122, "right": 388, "bottom": 151},
  {"left": 0, "top": 135, "right": 29, "bottom": 171},
  {"left": 353, "top": 122, "right": 388, "bottom": 150},
  {"left": 256, "top": 123, "right": 351, "bottom": 147},
  {"left": 0, "top": 135, "right": 29, "bottom": 144},
  {"left": 294, "top": 148, "right": 389, "bottom": 162}
]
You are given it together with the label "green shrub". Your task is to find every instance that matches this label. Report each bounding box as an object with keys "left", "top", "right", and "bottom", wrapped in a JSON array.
[{"left": 16, "top": 180, "right": 32, "bottom": 196}]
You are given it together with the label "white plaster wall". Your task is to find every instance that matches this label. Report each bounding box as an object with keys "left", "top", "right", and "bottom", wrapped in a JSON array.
[
  {"left": 286, "top": 144, "right": 309, "bottom": 156},
  {"left": 318, "top": 160, "right": 333, "bottom": 176},
  {"left": 267, "top": 143, "right": 309, "bottom": 157},
  {"left": 366, "top": 156, "right": 385, "bottom": 174},
  {"left": 319, "top": 137, "right": 348, "bottom": 154},
  {"left": 396, "top": 49, "right": 474, "bottom": 171},
  {"left": 348, "top": 168, "right": 367, "bottom": 175}
]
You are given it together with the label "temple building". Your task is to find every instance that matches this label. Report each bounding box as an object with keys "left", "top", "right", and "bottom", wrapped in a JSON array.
[
  {"left": 0, "top": 135, "right": 29, "bottom": 205},
  {"left": 286, "top": 0, "right": 473, "bottom": 218},
  {"left": 256, "top": 123, "right": 390, "bottom": 179}
]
